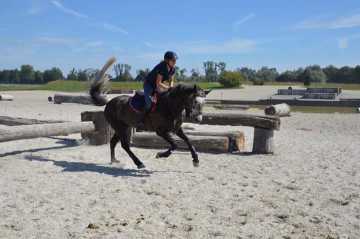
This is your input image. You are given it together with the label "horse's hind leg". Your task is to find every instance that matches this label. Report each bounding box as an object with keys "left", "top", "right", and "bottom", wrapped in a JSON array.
[
  {"left": 155, "top": 131, "right": 177, "bottom": 158},
  {"left": 110, "top": 134, "right": 120, "bottom": 164},
  {"left": 119, "top": 126, "right": 145, "bottom": 169}
]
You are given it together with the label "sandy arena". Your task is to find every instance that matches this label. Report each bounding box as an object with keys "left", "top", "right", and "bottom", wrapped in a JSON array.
[{"left": 0, "top": 91, "right": 359, "bottom": 239}]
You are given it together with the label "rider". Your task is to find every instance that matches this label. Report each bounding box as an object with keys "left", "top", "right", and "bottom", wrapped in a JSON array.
[{"left": 143, "top": 51, "right": 177, "bottom": 113}]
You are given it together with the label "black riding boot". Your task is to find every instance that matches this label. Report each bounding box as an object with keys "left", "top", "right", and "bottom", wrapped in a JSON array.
[{"left": 137, "top": 109, "right": 150, "bottom": 129}]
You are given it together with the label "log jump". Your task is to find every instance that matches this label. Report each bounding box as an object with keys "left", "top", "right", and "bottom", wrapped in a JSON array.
[
  {"left": 0, "top": 94, "right": 14, "bottom": 101},
  {"left": 0, "top": 110, "right": 280, "bottom": 154},
  {"left": 183, "top": 112, "right": 280, "bottom": 154}
]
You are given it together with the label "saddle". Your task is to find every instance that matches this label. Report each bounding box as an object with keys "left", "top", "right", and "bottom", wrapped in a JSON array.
[{"left": 129, "top": 91, "right": 157, "bottom": 113}]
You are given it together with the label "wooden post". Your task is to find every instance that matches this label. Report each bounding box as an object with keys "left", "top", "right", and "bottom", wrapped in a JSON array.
[
  {"left": 81, "top": 111, "right": 113, "bottom": 145},
  {"left": 252, "top": 128, "right": 274, "bottom": 154}
]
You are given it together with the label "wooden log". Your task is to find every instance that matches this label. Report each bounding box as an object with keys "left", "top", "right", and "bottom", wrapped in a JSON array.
[
  {"left": 0, "top": 116, "right": 64, "bottom": 126},
  {"left": 81, "top": 111, "right": 113, "bottom": 145},
  {"left": 0, "top": 122, "right": 95, "bottom": 143},
  {"left": 132, "top": 132, "right": 229, "bottom": 154},
  {"left": 212, "top": 104, "right": 250, "bottom": 110},
  {"left": 53, "top": 93, "right": 95, "bottom": 105},
  {"left": 252, "top": 128, "right": 274, "bottom": 154},
  {"left": 0, "top": 94, "right": 14, "bottom": 101},
  {"left": 184, "top": 130, "right": 245, "bottom": 152},
  {"left": 185, "top": 112, "right": 280, "bottom": 130},
  {"left": 265, "top": 103, "right": 291, "bottom": 117}
]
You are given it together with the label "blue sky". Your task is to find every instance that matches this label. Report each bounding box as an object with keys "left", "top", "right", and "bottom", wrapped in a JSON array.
[{"left": 1, "top": 0, "right": 360, "bottom": 75}]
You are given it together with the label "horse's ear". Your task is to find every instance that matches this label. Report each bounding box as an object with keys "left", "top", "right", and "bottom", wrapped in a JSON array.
[{"left": 193, "top": 84, "right": 198, "bottom": 93}]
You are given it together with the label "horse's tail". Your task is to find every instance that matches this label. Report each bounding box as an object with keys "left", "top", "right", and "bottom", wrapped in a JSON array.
[{"left": 89, "top": 57, "right": 116, "bottom": 106}]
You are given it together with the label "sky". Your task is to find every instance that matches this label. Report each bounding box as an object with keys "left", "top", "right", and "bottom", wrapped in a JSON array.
[{"left": 0, "top": 0, "right": 360, "bottom": 75}]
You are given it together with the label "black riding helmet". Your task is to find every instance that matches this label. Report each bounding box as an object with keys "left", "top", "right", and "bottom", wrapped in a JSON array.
[{"left": 164, "top": 51, "right": 178, "bottom": 61}]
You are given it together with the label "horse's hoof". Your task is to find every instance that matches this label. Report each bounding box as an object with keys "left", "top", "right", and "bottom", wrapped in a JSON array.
[
  {"left": 193, "top": 160, "right": 199, "bottom": 167},
  {"left": 137, "top": 164, "right": 146, "bottom": 169},
  {"left": 155, "top": 153, "right": 161, "bottom": 159}
]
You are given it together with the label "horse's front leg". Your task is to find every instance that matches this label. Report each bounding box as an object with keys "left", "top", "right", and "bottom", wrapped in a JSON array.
[
  {"left": 155, "top": 131, "right": 177, "bottom": 158},
  {"left": 176, "top": 127, "right": 199, "bottom": 167}
]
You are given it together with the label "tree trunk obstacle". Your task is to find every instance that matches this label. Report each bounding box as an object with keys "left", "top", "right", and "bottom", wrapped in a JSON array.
[
  {"left": 0, "top": 111, "right": 279, "bottom": 154},
  {"left": 0, "top": 122, "right": 95, "bottom": 143},
  {"left": 53, "top": 93, "right": 94, "bottom": 105},
  {"left": 264, "top": 103, "right": 291, "bottom": 117},
  {"left": 0, "top": 94, "right": 14, "bottom": 101}
]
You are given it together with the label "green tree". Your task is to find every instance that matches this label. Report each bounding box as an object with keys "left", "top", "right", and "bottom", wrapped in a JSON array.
[
  {"left": 298, "top": 66, "right": 327, "bottom": 83},
  {"left": 237, "top": 67, "right": 256, "bottom": 82},
  {"left": 134, "top": 68, "right": 150, "bottom": 82},
  {"left": 20, "top": 65, "right": 35, "bottom": 84},
  {"left": 43, "top": 67, "right": 63, "bottom": 83},
  {"left": 67, "top": 68, "right": 78, "bottom": 81},
  {"left": 114, "top": 63, "right": 132, "bottom": 81},
  {"left": 203, "top": 61, "right": 218, "bottom": 82},
  {"left": 256, "top": 67, "right": 279, "bottom": 82},
  {"left": 219, "top": 71, "right": 244, "bottom": 88}
]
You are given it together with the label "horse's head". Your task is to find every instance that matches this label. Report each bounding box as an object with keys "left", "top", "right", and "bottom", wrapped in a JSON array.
[{"left": 183, "top": 84, "right": 206, "bottom": 123}]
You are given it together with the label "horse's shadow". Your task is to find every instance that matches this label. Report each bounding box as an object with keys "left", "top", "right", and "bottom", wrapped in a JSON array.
[{"left": 24, "top": 154, "right": 153, "bottom": 178}]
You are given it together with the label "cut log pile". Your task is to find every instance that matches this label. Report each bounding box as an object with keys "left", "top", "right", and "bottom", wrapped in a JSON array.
[
  {"left": 53, "top": 93, "right": 95, "bottom": 105},
  {"left": 265, "top": 103, "right": 291, "bottom": 117},
  {"left": 0, "top": 94, "right": 14, "bottom": 101}
]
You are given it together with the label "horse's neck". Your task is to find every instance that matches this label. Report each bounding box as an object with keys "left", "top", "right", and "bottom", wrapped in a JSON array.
[{"left": 158, "top": 93, "right": 184, "bottom": 119}]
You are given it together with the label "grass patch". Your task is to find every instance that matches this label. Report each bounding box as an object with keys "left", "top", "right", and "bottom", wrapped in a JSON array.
[{"left": 0, "top": 81, "right": 224, "bottom": 92}]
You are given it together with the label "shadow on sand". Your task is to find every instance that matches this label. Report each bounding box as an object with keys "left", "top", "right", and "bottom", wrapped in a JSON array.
[
  {"left": 24, "top": 154, "right": 153, "bottom": 178},
  {"left": 0, "top": 137, "right": 80, "bottom": 158}
]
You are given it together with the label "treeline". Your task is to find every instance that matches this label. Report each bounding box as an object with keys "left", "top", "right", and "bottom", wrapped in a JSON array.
[{"left": 1, "top": 62, "right": 360, "bottom": 85}]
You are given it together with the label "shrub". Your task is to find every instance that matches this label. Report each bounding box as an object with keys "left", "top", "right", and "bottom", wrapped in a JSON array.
[
  {"left": 219, "top": 71, "right": 244, "bottom": 88},
  {"left": 252, "top": 79, "right": 264, "bottom": 85}
]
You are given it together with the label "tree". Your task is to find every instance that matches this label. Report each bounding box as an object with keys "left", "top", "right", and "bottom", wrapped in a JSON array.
[
  {"left": 134, "top": 68, "right": 150, "bottom": 82},
  {"left": 34, "top": 71, "right": 44, "bottom": 84},
  {"left": 276, "top": 71, "right": 298, "bottom": 82},
  {"left": 323, "top": 65, "right": 338, "bottom": 83},
  {"left": 114, "top": 63, "right": 132, "bottom": 81},
  {"left": 237, "top": 67, "right": 256, "bottom": 82},
  {"left": 67, "top": 68, "right": 78, "bottom": 81},
  {"left": 298, "top": 66, "right": 327, "bottom": 84},
  {"left": 43, "top": 67, "right": 63, "bottom": 83},
  {"left": 219, "top": 71, "right": 244, "bottom": 88},
  {"left": 256, "top": 67, "right": 279, "bottom": 82},
  {"left": 20, "top": 65, "right": 35, "bottom": 84},
  {"left": 203, "top": 61, "right": 218, "bottom": 82},
  {"left": 216, "top": 62, "right": 226, "bottom": 74}
]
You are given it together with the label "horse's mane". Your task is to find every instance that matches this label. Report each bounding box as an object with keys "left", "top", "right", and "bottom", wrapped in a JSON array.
[{"left": 166, "top": 84, "right": 194, "bottom": 98}]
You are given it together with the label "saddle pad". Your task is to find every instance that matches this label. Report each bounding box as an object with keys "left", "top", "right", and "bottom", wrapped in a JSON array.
[{"left": 129, "top": 91, "right": 146, "bottom": 113}]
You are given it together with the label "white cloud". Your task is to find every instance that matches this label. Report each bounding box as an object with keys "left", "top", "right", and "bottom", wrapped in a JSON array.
[
  {"left": 144, "top": 42, "right": 154, "bottom": 47},
  {"left": 37, "top": 36, "right": 77, "bottom": 45},
  {"left": 338, "top": 38, "right": 348, "bottom": 49},
  {"left": 51, "top": 0, "right": 88, "bottom": 19},
  {"left": 181, "top": 39, "right": 256, "bottom": 54},
  {"left": 295, "top": 13, "right": 360, "bottom": 30},
  {"left": 84, "top": 41, "right": 103, "bottom": 48},
  {"left": 103, "top": 23, "right": 128, "bottom": 35},
  {"left": 233, "top": 13, "right": 255, "bottom": 30}
]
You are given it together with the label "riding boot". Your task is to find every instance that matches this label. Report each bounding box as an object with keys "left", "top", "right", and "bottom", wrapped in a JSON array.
[{"left": 137, "top": 109, "right": 150, "bottom": 129}]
